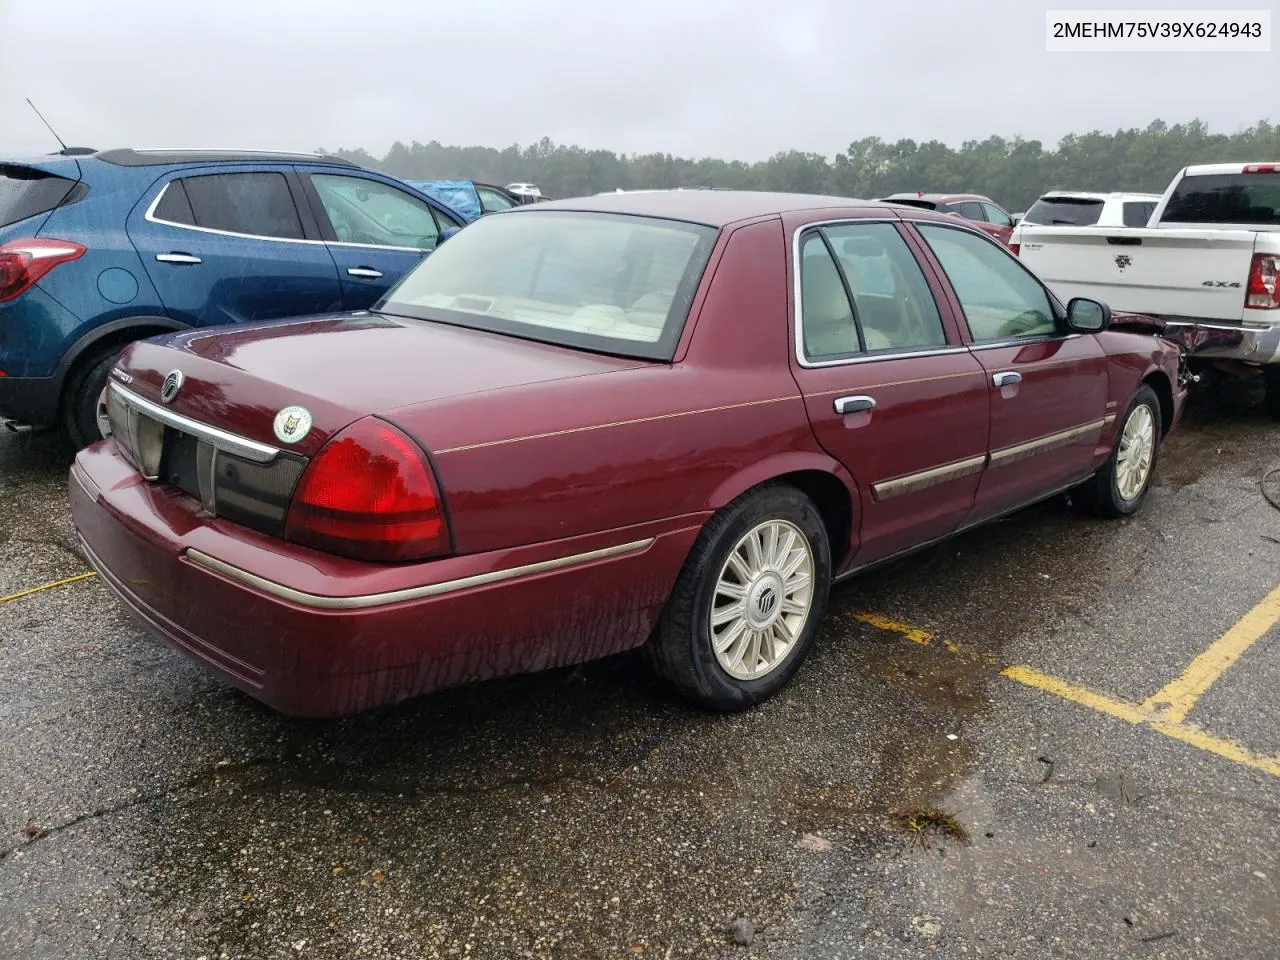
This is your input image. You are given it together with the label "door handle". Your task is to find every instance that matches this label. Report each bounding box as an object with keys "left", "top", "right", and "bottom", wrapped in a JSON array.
[
  {"left": 992, "top": 371, "right": 1022, "bottom": 388},
  {"left": 834, "top": 395, "right": 876, "bottom": 415},
  {"left": 347, "top": 267, "right": 383, "bottom": 279},
  {"left": 155, "top": 253, "right": 201, "bottom": 265}
]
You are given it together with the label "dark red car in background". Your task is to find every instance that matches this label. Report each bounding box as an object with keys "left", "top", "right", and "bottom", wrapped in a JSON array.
[
  {"left": 878, "top": 192, "right": 1016, "bottom": 245},
  {"left": 71, "top": 191, "right": 1185, "bottom": 717}
]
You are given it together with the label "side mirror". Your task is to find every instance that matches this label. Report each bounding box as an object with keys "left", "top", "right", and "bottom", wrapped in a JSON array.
[{"left": 1066, "top": 297, "right": 1110, "bottom": 333}]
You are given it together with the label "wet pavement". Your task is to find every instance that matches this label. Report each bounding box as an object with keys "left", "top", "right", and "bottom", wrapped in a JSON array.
[{"left": 2, "top": 386, "right": 1279, "bottom": 959}]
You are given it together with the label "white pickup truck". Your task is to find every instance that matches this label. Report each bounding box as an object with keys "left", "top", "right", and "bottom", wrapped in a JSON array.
[{"left": 1017, "top": 163, "right": 1280, "bottom": 415}]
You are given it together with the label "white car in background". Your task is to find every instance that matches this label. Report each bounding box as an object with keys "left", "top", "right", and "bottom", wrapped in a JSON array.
[{"left": 1010, "top": 191, "right": 1162, "bottom": 255}]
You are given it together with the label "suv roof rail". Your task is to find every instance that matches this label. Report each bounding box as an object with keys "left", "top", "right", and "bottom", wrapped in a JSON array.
[{"left": 92, "top": 148, "right": 360, "bottom": 167}]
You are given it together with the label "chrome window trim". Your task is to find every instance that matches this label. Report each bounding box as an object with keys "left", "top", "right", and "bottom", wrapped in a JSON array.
[
  {"left": 109, "top": 382, "right": 280, "bottom": 464},
  {"left": 968, "top": 333, "right": 1082, "bottom": 352},
  {"left": 144, "top": 182, "right": 435, "bottom": 254},
  {"left": 185, "top": 538, "right": 655, "bottom": 611},
  {"left": 791, "top": 217, "right": 962, "bottom": 370}
]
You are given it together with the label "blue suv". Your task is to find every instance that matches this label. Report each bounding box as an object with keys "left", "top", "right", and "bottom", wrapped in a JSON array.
[{"left": 0, "top": 148, "right": 471, "bottom": 446}]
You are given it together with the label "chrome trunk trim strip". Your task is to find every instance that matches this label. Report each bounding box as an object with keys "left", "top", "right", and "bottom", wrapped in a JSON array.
[{"left": 109, "top": 383, "right": 280, "bottom": 463}]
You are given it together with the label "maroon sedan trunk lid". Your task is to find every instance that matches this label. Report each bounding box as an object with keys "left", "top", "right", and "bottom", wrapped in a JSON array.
[{"left": 115, "top": 312, "right": 645, "bottom": 454}]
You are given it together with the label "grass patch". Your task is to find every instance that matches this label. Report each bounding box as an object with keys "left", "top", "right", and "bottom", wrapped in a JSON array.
[{"left": 892, "top": 805, "right": 970, "bottom": 850}]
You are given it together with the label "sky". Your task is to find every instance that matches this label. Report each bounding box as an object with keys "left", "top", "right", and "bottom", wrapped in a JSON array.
[{"left": 0, "top": 0, "right": 1276, "bottom": 162}]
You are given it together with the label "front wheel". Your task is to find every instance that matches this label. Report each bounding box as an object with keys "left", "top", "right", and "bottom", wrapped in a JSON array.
[
  {"left": 646, "top": 485, "right": 832, "bottom": 711},
  {"left": 1077, "top": 385, "right": 1161, "bottom": 518}
]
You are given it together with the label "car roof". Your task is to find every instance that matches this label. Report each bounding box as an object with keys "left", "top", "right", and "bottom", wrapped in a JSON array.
[
  {"left": 1035, "top": 190, "right": 1162, "bottom": 202},
  {"left": 883, "top": 192, "right": 987, "bottom": 203},
  {"left": 1182, "top": 162, "right": 1280, "bottom": 177},
  {"left": 88, "top": 148, "right": 359, "bottom": 168},
  {"left": 515, "top": 190, "right": 899, "bottom": 227}
]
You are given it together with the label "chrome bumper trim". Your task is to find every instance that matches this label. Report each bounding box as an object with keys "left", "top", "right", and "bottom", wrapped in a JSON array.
[
  {"left": 1162, "top": 321, "right": 1280, "bottom": 365},
  {"left": 185, "top": 538, "right": 655, "bottom": 610}
]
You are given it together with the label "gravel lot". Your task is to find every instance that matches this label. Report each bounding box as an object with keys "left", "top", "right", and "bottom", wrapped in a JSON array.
[{"left": 2, "top": 385, "right": 1278, "bottom": 959}]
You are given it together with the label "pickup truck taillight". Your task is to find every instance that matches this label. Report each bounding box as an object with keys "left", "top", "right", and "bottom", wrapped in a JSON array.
[
  {"left": 284, "top": 417, "right": 450, "bottom": 563},
  {"left": 1246, "top": 254, "right": 1280, "bottom": 309},
  {"left": 0, "top": 238, "right": 85, "bottom": 302}
]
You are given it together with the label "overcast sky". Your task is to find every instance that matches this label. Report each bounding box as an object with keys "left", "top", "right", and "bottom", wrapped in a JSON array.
[{"left": 0, "top": 0, "right": 1276, "bottom": 162}]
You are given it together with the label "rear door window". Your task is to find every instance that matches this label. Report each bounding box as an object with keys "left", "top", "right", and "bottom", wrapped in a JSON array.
[
  {"left": 1161, "top": 173, "right": 1280, "bottom": 224},
  {"left": 0, "top": 165, "right": 79, "bottom": 229},
  {"left": 1023, "top": 197, "right": 1104, "bottom": 226},
  {"left": 947, "top": 201, "right": 985, "bottom": 220},
  {"left": 1122, "top": 201, "right": 1156, "bottom": 227},
  {"left": 154, "top": 172, "right": 305, "bottom": 239}
]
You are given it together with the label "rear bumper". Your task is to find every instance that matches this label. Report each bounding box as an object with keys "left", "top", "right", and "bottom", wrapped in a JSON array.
[
  {"left": 0, "top": 375, "right": 60, "bottom": 427},
  {"left": 1164, "top": 320, "right": 1280, "bottom": 365},
  {"left": 70, "top": 442, "right": 701, "bottom": 716}
]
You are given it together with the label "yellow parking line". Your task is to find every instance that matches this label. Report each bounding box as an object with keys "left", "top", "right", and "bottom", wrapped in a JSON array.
[
  {"left": 1140, "top": 583, "right": 1280, "bottom": 723},
  {"left": 852, "top": 612, "right": 933, "bottom": 645},
  {"left": 0, "top": 572, "right": 97, "bottom": 605},
  {"left": 1000, "top": 665, "right": 1147, "bottom": 725},
  {"left": 1003, "top": 664, "right": 1280, "bottom": 779}
]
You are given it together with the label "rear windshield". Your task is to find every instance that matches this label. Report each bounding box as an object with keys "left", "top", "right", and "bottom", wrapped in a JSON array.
[
  {"left": 0, "top": 165, "right": 78, "bottom": 229},
  {"left": 379, "top": 210, "right": 718, "bottom": 361},
  {"left": 1023, "top": 197, "right": 1104, "bottom": 226},
  {"left": 885, "top": 197, "right": 938, "bottom": 210},
  {"left": 1161, "top": 172, "right": 1280, "bottom": 225}
]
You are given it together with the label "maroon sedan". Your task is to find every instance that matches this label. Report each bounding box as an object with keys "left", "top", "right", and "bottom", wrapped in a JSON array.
[
  {"left": 71, "top": 191, "right": 1186, "bottom": 716},
  {"left": 878, "top": 192, "right": 1016, "bottom": 245}
]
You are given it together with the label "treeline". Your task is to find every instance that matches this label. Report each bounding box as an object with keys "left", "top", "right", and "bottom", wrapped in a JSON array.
[{"left": 323, "top": 119, "right": 1280, "bottom": 212}]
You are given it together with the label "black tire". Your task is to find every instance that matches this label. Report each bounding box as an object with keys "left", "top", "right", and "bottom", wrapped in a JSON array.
[
  {"left": 1264, "top": 366, "right": 1280, "bottom": 420},
  {"left": 1077, "top": 384, "right": 1161, "bottom": 518},
  {"left": 645, "top": 484, "right": 832, "bottom": 711},
  {"left": 63, "top": 346, "right": 122, "bottom": 449}
]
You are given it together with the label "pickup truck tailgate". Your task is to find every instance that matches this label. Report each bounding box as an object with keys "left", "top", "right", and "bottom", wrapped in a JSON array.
[{"left": 1020, "top": 227, "right": 1258, "bottom": 323}]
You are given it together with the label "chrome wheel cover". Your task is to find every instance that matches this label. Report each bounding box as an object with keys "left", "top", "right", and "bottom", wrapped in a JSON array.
[
  {"left": 710, "top": 519, "right": 815, "bottom": 681},
  {"left": 95, "top": 386, "right": 112, "bottom": 439},
  {"left": 1116, "top": 403, "right": 1155, "bottom": 501}
]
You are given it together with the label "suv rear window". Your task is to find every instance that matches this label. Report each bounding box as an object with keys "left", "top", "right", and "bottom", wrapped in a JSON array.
[
  {"left": 1162, "top": 172, "right": 1280, "bottom": 225},
  {"left": 380, "top": 210, "right": 717, "bottom": 361},
  {"left": 1023, "top": 197, "right": 1104, "bottom": 226},
  {"left": 0, "top": 165, "right": 79, "bottom": 229}
]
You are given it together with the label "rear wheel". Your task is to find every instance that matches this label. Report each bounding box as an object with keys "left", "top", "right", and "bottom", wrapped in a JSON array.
[
  {"left": 646, "top": 485, "right": 832, "bottom": 711},
  {"left": 63, "top": 346, "right": 123, "bottom": 449},
  {"left": 1077, "top": 385, "right": 1161, "bottom": 518}
]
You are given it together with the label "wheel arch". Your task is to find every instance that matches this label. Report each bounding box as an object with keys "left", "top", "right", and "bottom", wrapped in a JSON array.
[
  {"left": 707, "top": 452, "right": 860, "bottom": 570},
  {"left": 55, "top": 316, "right": 188, "bottom": 409},
  {"left": 1140, "top": 367, "right": 1174, "bottom": 437}
]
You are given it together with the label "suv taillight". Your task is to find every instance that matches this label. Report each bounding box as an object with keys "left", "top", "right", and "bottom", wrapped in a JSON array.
[
  {"left": 284, "top": 417, "right": 449, "bottom": 563},
  {"left": 0, "top": 239, "right": 85, "bottom": 302},
  {"left": 1246, "top": 254, "right": 1280, "bottom": 310},
  {"left": 1009, "top": 243, "right": 1021, "bottom": 256}
]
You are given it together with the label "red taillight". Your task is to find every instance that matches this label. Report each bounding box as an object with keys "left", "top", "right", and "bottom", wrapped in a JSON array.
[
  {"left": 1242, "top": 163, "right": 1278, "bottom": 174},
  {"left": 284, "top": 417, "right": 449, "bottom": 563},
  {"left": 1009, "top": 243, "right": 1020, "bottom": 256},
  {"left": 0, "top": 238, "right": 86, "bottom": 302},
  {"left": 1246, "top": 254, "right": 1280, "bottom": 310}
]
